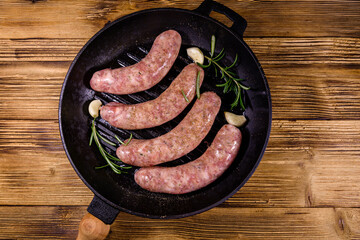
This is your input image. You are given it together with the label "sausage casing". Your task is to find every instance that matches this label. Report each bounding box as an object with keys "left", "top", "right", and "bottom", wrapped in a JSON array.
[
  {"left": 134, "top": 124, "right": 242, "bottom": 194},
  {"left": 100, "top": 63, "right": 204, "bottom": 130},
  {"left": 90, "top": 30, "right": 181, "bottom": 94}
]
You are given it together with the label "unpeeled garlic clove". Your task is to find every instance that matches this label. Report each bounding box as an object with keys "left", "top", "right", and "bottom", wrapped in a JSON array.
[
  {"left": 88, "top": 100, "right": 102, "bottom": 118},
  {"left": 224, "top": 112, "right": 247, "bottom": 127},
  {"left": 186, "top": 47, "right": 204, "bottom": 65}
]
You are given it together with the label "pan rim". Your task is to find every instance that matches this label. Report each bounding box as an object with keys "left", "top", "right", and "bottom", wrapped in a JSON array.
[{"left": 58, "top": 7, "right": 272, "bottom": 219}]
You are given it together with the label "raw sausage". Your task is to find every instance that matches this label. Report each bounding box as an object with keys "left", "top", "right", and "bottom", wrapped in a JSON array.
[
  {"left": 100, "top": 63, "right": 204, "bottom": 130},
  {"left": 90, "top": 30, "right": 181, "bottom": 94},
  {"left": 101, "top": 63, "right": 203, "bottom": 130},
  {"left": 116, "top": 92, "right": 221, "bottom": 167},
  {"left": 134, "top": 124, "right": 242, "bottom": 194},
  {"left": 134, "top": 124, "right": 241, "bottom": 194}
]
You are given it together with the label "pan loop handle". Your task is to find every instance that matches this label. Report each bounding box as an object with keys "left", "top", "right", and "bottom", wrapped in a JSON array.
[{"left": 194, "top": 0, "right": 247, "bottom": 37}]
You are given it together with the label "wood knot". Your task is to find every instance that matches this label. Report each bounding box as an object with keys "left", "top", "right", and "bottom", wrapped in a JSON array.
[
  {"left": 30, "top": 0, "right": 46, "bottom": 3},
  {"left": 305, "top": 185, "right": 313, "bottom": 207},
  {"left": 338, "top": 218, "right": 345, "bottom": 231},
  {"left": 49, "top": 168, "right": 55, "bottom": 175}
]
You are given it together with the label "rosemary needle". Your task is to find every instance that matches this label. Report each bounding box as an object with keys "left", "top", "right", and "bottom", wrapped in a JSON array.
[
  {"left": 115, "top": 133, "right": 133, "bottom": 146},
  {"left": 196, "top": 71, "right": 201, "bottom": 99},
  {"left": 210, "top": 35, "right": 215, "bottom": 57},
  {"left": 181, "top": 89, "right": 189, "bottom": 102},
  {"left": 123, "top": 133, "right": 133, "bottom": 146},
  {"left": 115, "top": 135, "right": 124, "bottom": 145},
  {"left": 95, "top": 164, "right": 109, "bottom": 170}
]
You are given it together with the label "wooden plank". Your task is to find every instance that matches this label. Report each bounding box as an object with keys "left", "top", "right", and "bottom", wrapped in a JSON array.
[
  {"left": 0, "top": 206, "right": 84, "bottom": 239},
  {"left": 269, "top": 120, "right": 360, "bottom": 152},
  {"left": 0, "top": 120, "right": 93, "bottom": 205},
  {"left": 265, "top": 64, "right": 360, "bottom": 120},
  {"left": 1, "top": 62, "right": 359, "bottom": 120},
  {"left": 109, "top": 208, "right": 360, "bottom": 240},
  {"left": 0, "top": 150, "right": 93, "bottom": 206},
  {"left": 228, "top": 149, "right": 309, "bottom": 208},
  {"left": 232, "top": 148, "right": 360, "bottom": 208},
  {"left": 0, "top": 119, "right": 360, "bottom": 208},
  {"left": 267, "top": 120, "right": 360, "bottom": 208},
  {"left": 0, "top": 206, "right": 359, "bottom": 239},
  {"left": 307, "top": 149, "right": 360, "bottom": 208},
  {"left": 0, "top": 61, "right": 69, "bottom": 120},
  {"left": 0, "top": 38, "right": 86, "bottom": 62},
  {"left": 0, "top": 0, "right": 359, "bottom": 38},
  {"left": 247, "top": 37, "right": 360, "bottom": 65},
  {"left": 0, "top": 37, "right": 359, "bottom": 63}
]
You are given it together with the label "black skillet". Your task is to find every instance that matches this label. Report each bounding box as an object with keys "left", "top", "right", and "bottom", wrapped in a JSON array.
[{"left": 59, "top": 0, "right": 271, "bottom": 231}]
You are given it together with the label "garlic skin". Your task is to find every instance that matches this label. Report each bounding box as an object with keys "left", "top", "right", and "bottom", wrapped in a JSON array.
[
  {"left": 88, "top": 100, "right": 102, "bottom": 118},
  {"left": 224, "top": 112, "right": 247, "bottom": 127},
  {"left": 186, "top": 47, "right": 204, "bottom": 65}
]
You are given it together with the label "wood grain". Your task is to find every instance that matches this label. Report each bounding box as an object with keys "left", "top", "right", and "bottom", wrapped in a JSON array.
[
  {"left": 1, "top": 37, "right": 359, "bottom": 63},
  {"left": 1, "top": 119, "right": 359, "bottom": 208},
  {"left": 0, "top": 206, "right": 359, "bottom": 239},
  {"left": 0, "top": 38, "right": 359, "bottom": 120},
  {"left": 0, "top": 0, "right": 360, "bottom": 239},
  {"left": 0, "top": 0, "right": 359, "bottom": 38}
]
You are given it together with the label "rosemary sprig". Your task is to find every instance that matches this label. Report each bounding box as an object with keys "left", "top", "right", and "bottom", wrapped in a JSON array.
[
  {"left": 198, "top": 35, "right": 249, "bottom": 110},
  {"left": 89, "top": 131, "right": 94, "bottom": 146},
  {"left": 90, "top": 118, "right": 132, "bottom": 174}
]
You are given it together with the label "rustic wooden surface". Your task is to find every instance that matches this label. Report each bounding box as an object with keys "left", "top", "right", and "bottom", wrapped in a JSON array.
[{"left": 0, "top": 0, "right": 359, "bottom": 239}]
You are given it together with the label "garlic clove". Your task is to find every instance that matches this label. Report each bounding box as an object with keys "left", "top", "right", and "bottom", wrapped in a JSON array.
[
  {"left": 224, "top": 112, "right": 247, "bottom": 127},
  {"left": 186, "top": 47, "right": 204, "bottom": 65},
  {"left": 88, "top": 100, "right": 102, "bottom": 118}
]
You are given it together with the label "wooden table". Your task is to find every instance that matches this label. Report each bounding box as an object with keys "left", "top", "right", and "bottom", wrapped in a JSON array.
[{"left": 1, "top": 0, "right": 360, "bottom": 239}]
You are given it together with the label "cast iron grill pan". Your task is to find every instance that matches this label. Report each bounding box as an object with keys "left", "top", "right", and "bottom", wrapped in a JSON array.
[
  {"left": 59, "top": 0, "right": 271, "bottom": 221},
  {"left": 84, "top": 43, "right": 249, "bottom": 213}
]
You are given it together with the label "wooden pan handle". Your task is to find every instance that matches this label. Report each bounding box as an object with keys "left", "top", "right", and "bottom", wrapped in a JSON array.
[{"left": 77, "top": 213, "right": 110, "bottom": 240}]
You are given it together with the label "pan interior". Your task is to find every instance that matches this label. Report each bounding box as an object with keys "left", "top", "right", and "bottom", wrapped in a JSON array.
[{"left": 59, "top": 9, "right": 271, "bottom": 218}]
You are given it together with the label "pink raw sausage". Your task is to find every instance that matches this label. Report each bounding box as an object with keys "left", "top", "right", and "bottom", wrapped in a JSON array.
[
  {"left": 116, "top": 92, "right": 221, "bottom": 167},
  {"left": 90, "top": 30, "right": 181, "bottom": 94},
  {"left": 134, "top": 124, "right": 242, "bottom": 194},
  {"left": 100, "top": 63, "right": 204, "bottom": 130}
]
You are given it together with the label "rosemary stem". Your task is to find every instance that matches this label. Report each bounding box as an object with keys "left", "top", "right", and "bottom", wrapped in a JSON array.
[
  {"left": 89, "top": 131, "right": 94, "bottom": 146},
  {"left": 205, "top": 56, "right": 235, "bottom": 80},
  {"left": 115, "top": 135, "right": 125, "bottom": 145}
]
